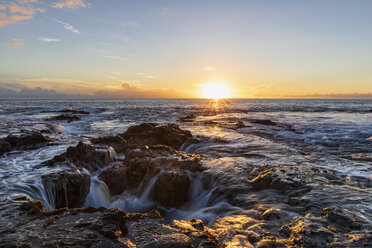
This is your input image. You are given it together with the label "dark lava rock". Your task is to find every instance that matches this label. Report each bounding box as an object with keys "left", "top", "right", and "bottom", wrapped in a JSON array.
[
  {"left": 323, "top": 207, "right": 361, "bottom": 231},
  {"left": 124, "top": 145, "right": 204, "bottom": 188},
  {"left": 203, "top": 120, "right": 246, "bottom": 130},
  {"left": 59, "top": 109, "right": 90, "bottom": 115},
  {"left": 5, "top": 131, "right": 51, "bottom": 149},
  {"left": 0, "top": 199, "right": 218, "bottom": 248},
  {"left": 153, "top": 171, "right": 190, "bottom": 208},
  {"left": 46, "top": 141, "right": 114, "bottom": 172},
  {"left": 250, "top": 169, "right": 301, "bottom": 191},
  {"left": 48, "top": 114, "right": 81, "bottom": 123},
  {"left": 99, "top": 145, "right": 204, "bottom": 206},
  {"left": 280, "top": 217, "right": 335, "bottom": 248},
  {"left": 123, "top": 146, "right": 204, "bottom": 207},
  {"left": 250, "top": 119, "right": 277, "bottom": 126},
  {"left": 91, "top": 135, "right": 128, "bottom": 153},
  {"left": 120, "top": 123, "right": 194, "bottom": 150},
  {"left": 178, "top": 114, "right": 196, "bottom": 122},
  {"left": 41, "top": 170, "right": 90, "bottom": 209},
  {"left": 99, "top": 165, "right": 127, "bottom": 195},
  {"left": 261, "top": 208, "right": 288, "bottom": 220},
  {"left": 0, "top": 139, "right": 11, "bottom": 155}
]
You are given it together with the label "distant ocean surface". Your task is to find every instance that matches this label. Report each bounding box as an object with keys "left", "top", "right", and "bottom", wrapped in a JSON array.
[{"left": 0, "top": 99, "right": 371, "bottom": 222}]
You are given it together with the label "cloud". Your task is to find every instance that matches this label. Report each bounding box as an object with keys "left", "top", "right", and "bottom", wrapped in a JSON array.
[
  {"left": 0, "top": 78, "right": 185, "bottom": 99},
  {"left": 38, "top": 37, "right": 60, "bottom": 42},
  {"left": 0, "top": 13, "right": 32, "bottom": 26},
  {"left": 0, "top": 0, "right": 44, "bottom": 27},
  {"left": 7, "top": 38, "right": 23, "bottom": 48},
  {"left": 52, "top": 0, "right": 87, "bottom": 9},
  {"left": 103, "top": 55, "right": 128, "bottom": 61},
  {"left": 0, "top": 84, "right": 69, "bottom": 99},
  {"left": 54, "top": 18, "right": 80, "bottom": 34},
  {"left": 94, "top": 82, "right": 181, "bottom": 99},
  {"left": 202, "top": 66, "right": 216, "bottom": 71}
]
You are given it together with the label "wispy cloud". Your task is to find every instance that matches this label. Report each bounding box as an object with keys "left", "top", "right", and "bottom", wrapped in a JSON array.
[
  {"left": 52, "top": 0, "right": 87, "bottom": 9},
  {"left": 38, "top": 37, "right": 60, "bottom": 42},
  {"left": 0, "top": 0, "right": 44, "bottom": 27},
  {"left": 103, "top": 55, "right": 128, "bottom": 61},
  {"left": 202, "top": 66, "right": 216, "bottom": 71},
  {"left": 54, "top": 18, "right": 80, "bottom": 34},
  {"left": 7, "top": 38, "right": 23, "bottom": 48}
]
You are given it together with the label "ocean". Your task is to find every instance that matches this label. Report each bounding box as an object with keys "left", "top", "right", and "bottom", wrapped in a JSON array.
[{"left": 0, "top": 99, "right": 371, "bottom": 225}]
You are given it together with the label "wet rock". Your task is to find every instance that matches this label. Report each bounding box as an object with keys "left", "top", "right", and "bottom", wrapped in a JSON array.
[
  {"left": 94, "top": 145, "right": 205, "bottom": 207},
  {"left": 41, "top": 170, "right": 90, "bottom": 208},
  {"left": 280, "top": 217, "right": 335, "bottom": 248},
  {"left": 124, "top": 145, "right": 204, "bottom": 190},
  {"left": 99, "top": 165, "right": 127, "bottom": 195},
  {"left": 46, "top": 141, "right": 114, "bottom": 172},
  {"left": 204, "top": 120, "right": 246, "bottom": 130},
  {"left": 19, "top": 199, "right": 46, "bottom": 215},
  {"left": 0, "top": 199, "right": 218, "bottom": 248},
  {"left": 0, "top": 139, "right": 11, "bottom": 155},
  {"left": 153, "top": 171, "right": 190, "bottom": 208},
  {"left": 120, "top": 123, "right": 194, "bottom": 150},
  {"left": 250, "top": 119, "right": 277, "bottom": 126},
  {"left": 5, "top": 131, "right": 51, "bottom": 149},
  {"left": 261, "top": 208, "right": 288, "bottom": 220},
  {"left": 92, "top": 135, "right": 128, "bottom": 153},
  {"left": 127, "top": 211, "right": 218, "bottom": 248},
  {"left": 250, "top": 168, "right": 302, "bottom": 191},
  {"left": 59, "top": 109, "right": 90, "bottom": 115},
  {"left": 48, "top": 114, "right": 81, "bottom": 123},
  {"left": 255, "top": 240, "right": 286, "bottom": 248},
  {"left": 178, "top": 114, "right": 196, "bottom": 122},
  {"left": 323, "top": 207, "right": 361, "bottom": 230}
]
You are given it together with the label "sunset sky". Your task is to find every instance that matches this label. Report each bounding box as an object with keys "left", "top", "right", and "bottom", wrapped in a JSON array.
[{"left": 1, "top": 0, "right": 372, "bottom": 98}]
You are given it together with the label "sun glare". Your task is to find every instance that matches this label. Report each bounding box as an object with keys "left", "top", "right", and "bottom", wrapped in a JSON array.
[{"left": 202, "top": 83, "right": 231, "bottom": 99}]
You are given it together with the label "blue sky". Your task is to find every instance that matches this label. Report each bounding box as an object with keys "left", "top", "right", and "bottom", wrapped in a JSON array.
[{"left": 0, "top": 0, "right": 372, "bottom": 98}]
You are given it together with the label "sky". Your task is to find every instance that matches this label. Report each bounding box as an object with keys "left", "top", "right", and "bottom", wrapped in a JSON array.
[{"left": 0, "top": 0, "right": 372, "bottom": 99}]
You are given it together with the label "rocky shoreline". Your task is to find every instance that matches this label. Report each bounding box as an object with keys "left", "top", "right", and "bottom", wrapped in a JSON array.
[{"left": 0, "top": 110, "right": 371, "bottom": 247}]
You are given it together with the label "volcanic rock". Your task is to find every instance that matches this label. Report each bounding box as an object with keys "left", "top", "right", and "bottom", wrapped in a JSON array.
[
  {"left": 280, "top": 217, "right": 335, "bottom": 248},
  {"left": 46, "top": 141, "right": 114, "bottom": 172},
  {"left": 59, "top": 109, "right": 90, "bottom": 115},
  {"left": 98, "top": 145, "right": 204, "bottom": 207},
  {"left": 41, "top": 170, "right": 90, "bottom": 209},
  {"left": 0, "top": 199, "right": 218, "bottom": 248},
  {"left": 48, "top": 114, "right": 81, "bottom": 123},
  {"left": 124, "top": 145, "right": 203, "bottom": 189},
  {"left": 5, "top": 131, "right": 51, "bottom": 149},
  {"left": 91, "top": 135, "right": 128, "bottom": 153},
  {"left": 178, "top": 114, "right": 196, "bottom": 122},
  {"left": 250, "top": 119, "right": 277, "bottom": 126},
  {"left": 250, "top": 168, "right": 305, "bottom": 191},
  {"left": 99, "top": 164, "right": 127, "bottom": 195},
  {"left": 0, "top": 139, "right": 11, "bottom": 155},
  {"left": 153, "top": 171, "right": 190, "bottom": 208},
  {"left": 120, "top": 123, "right": 194, "bottom": 150}
]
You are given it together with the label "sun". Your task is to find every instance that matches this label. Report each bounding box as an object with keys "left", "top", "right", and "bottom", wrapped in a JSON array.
[{"left": 201, "top": 83, "right": 231, "bottom": 99}]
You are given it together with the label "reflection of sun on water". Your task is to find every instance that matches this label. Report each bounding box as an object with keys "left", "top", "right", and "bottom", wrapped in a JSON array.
[
  {"left": 201, "top": 83, "right": 231, "bottom": 115},
  {"left": 202, "top": 83, "right": 231, "bottom": 100}
]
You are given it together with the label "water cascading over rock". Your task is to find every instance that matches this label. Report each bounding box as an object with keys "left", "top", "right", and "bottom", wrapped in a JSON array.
[{"left": 42, "top": 170, "right": 90, "bottom": 209}]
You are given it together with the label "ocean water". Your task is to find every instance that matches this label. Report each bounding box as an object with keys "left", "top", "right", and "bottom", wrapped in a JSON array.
[{"left": 0, "top": 99, "right": 371, "bottom": 223}]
